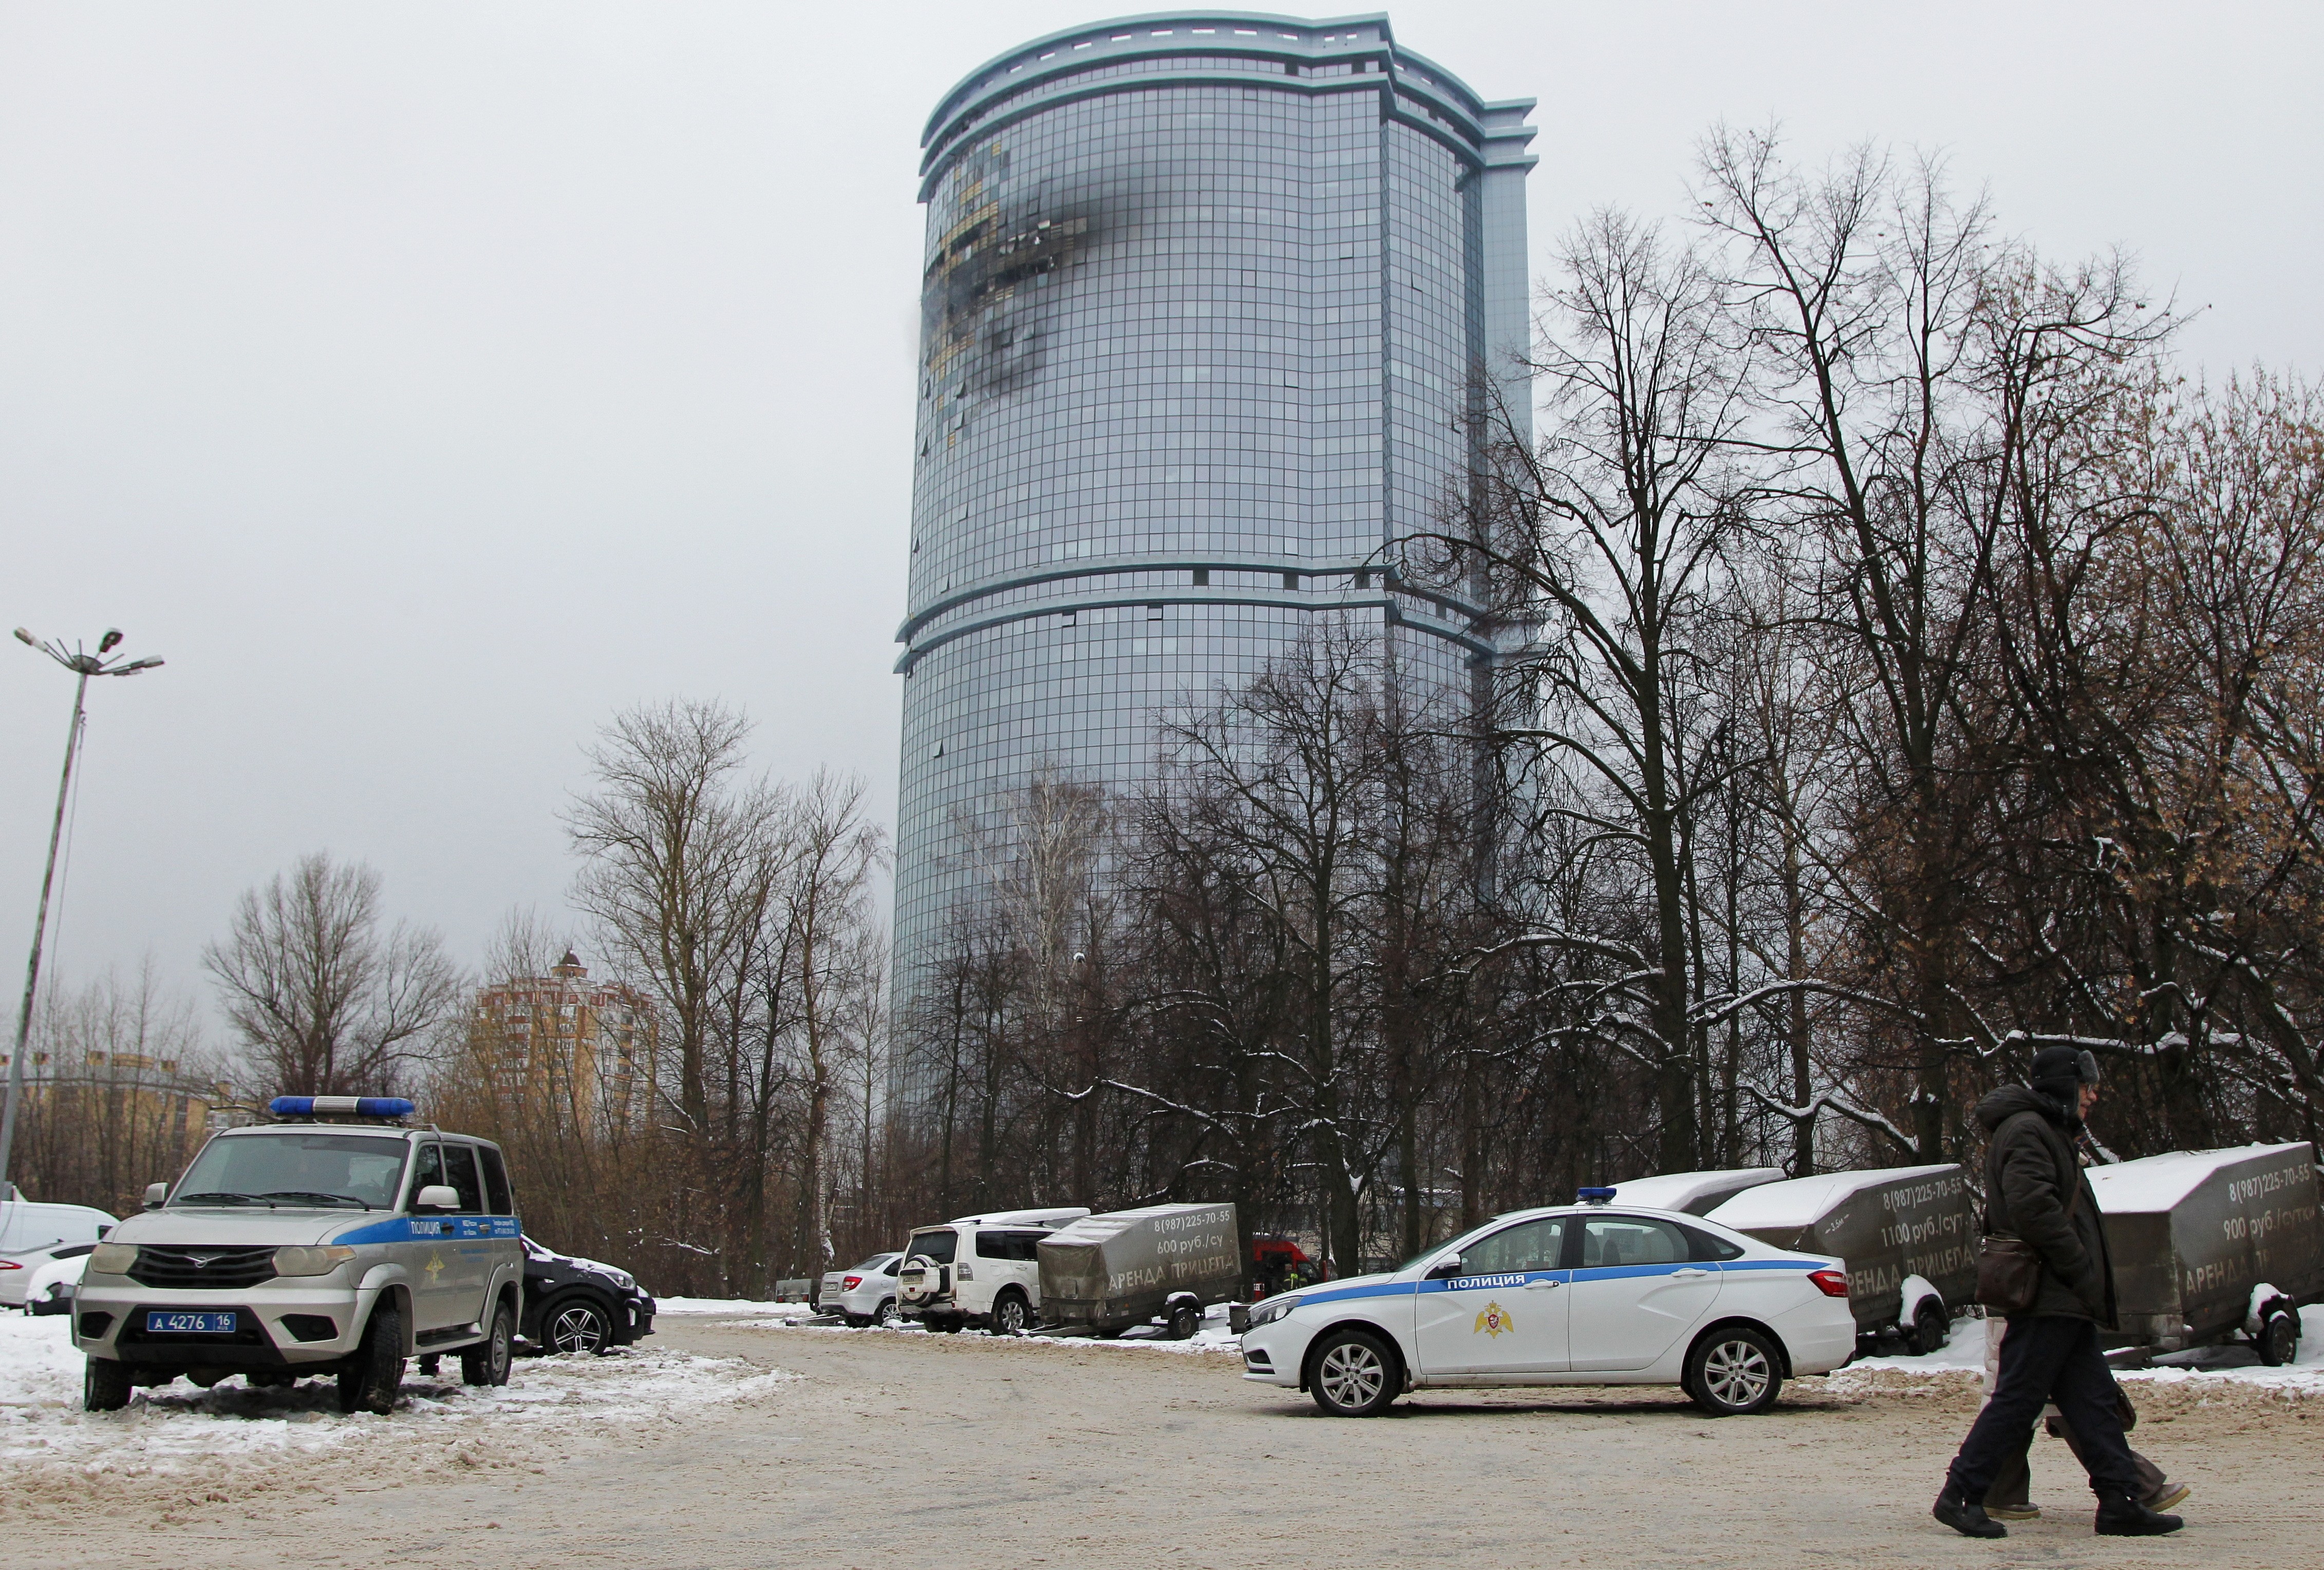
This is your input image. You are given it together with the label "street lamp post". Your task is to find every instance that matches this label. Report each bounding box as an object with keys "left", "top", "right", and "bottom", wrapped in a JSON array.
[{"left": 0, "top": 628, "right": 164, "bottom": 1201}]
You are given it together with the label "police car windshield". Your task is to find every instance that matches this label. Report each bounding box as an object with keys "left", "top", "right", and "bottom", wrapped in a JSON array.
[
  {"left": 906, "top": 1230, "right": 957, "bottom": 1264},
  {"left": 174, "top": 1132, "right": 409, "bottom": 1212}
]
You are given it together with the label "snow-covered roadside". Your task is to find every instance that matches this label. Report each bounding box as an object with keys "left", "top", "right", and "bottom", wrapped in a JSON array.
[
  {"left": 1831, "top": 1303, "right": 2324, "bottom": 1396},
  {"left": 653, "top": 1295, "right": 822, "bottom": 1319},
  {"left": 0, "top": 1313, "right": 791, "bottom": 1476},
  {"left": 717, "top": 1299, "right": 1243, "bottom": 1354}
]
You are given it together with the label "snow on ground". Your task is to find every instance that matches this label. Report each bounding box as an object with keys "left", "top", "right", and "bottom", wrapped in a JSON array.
[
  {"left": 652, "top": 1296, "right": 820, "bottom": 1319},
  {"left": 721, "top": 1299, "right": 1244, "bottom": 1353},
  {"left": 1831, "top": 1304, "right": 2324, "bottom": 1397},
  {"left": 0, "top": 1312, "right": 790, "bottom": 1476}
]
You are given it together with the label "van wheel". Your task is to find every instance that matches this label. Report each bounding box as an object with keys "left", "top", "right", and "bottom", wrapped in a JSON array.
[
  {"left": 84, "top": 1357, "right": 133, "bottom": 1412},
  {"left": 1685, "top": 1327, "right": 1783, "bottom": 1416},
  {"left": 2257, "top": 1311, "right": 2299, "bottom": 1367},
  {"left": 1309, "top": 1329, "right": 1399, "bottom": 1417},
  {"left": 990, "top": 1291, "right": 1030, "bottom": 1336},
  {"left": 1908, "top": 1300, "right": 1950, "bottom": 1356},
  {"left": 338, "top": 1302, "right": 405, "bottom": 1415},
  {"left": 1168, "top": 1302, "right": 1202, "bottom": 1340},
  {"left": 463, "top": 1301, "right": 516, "bottom": 1386}
]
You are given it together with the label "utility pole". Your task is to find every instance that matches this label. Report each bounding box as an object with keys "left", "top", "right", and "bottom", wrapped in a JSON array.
[{"left": 1, "top": 628, "right": 164, "bottom": 1201}]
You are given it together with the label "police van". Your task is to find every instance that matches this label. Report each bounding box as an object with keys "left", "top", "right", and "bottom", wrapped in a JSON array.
[{"left": 72, "top": 1096, "right": 524, "bottom": 1414}]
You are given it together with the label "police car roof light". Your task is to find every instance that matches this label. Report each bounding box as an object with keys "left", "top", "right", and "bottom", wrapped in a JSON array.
[
  {"left": 268, "top": 1095, "right": 417, "bottom": 1120},
  {"left": 1577, "top": 1186, "right": 1617, "bottom": 1204}
]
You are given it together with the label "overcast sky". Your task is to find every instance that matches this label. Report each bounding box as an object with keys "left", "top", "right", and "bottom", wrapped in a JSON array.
[{"left": 4, "top": 2, "right": 2319, "bottom": 1036}]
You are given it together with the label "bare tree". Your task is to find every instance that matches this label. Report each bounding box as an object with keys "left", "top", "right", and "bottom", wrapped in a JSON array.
[
  {"left": 566, "top": 699, "right": 783, "bottom": 1289},
  {"left": 203, "top": 852, "right": 456, "bottom": 1097}
]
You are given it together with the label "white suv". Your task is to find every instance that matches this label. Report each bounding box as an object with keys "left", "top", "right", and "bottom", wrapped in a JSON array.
[{"left": 895, "top": 1207, "right": 1089, "bottom": 1334}]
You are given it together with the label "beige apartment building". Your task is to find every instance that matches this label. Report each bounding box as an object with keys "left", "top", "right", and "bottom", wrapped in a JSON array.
[{"left": 468, "top": 952, "right": 655, "bottom": 1127}]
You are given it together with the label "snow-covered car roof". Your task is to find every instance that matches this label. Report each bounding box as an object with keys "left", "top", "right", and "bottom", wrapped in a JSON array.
[
  {"left": 1043, "top": 1202, "right": 1232, "bottom": 1244},
  {"left": 1606, "top": 1168, "right": 1785, "bottom": 1215},
  {"left": 2086, "top": 1142, "right": 2315, "bottom": 1213},
  {"left": 1706, "top": 1164, "right": 1961, "bottom": 1231}
]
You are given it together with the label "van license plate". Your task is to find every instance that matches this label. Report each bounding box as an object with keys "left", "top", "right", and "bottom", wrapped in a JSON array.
[{"left": 147, "top": 1311, "right": 237, "bottom": 1334}]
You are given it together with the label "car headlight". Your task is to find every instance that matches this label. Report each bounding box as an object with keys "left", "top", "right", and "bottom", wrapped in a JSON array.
[
  {"left": 1246, "top": 1294, "right": 1302, "bottom": 1329},
  {"left": 273, "top": 1245, "right": 357, "bottom": 1277},
  {"left": 89, "top": 1242, "right": 137, "bottom": 1275}
]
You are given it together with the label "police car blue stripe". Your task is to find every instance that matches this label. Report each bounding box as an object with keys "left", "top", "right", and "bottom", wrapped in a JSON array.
[{"left": 336, "top": 1215, "right": 520, "bottom": 1244}]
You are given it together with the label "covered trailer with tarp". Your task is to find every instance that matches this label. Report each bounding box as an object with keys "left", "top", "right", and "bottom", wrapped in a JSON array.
[
  {"left": 1708, "top": 1164, "right": 1976, "bottom": 1353},
  {"left": 2087, "top": 1141, "right": 2324, "bottom": 1363},
  {"left": 1037, "top": 1202, "right": 1240, "bottom": 1339},
  {"left": 1606, "top": 1167, "right": 1786, "bottom": 1216}
]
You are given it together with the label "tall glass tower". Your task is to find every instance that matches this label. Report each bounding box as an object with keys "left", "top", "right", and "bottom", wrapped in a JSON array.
[{"left": 894, "top": 13, "right": 1534, "bottom": 1078}]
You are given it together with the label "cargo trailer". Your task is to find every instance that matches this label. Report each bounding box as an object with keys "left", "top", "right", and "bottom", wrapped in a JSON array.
[
  {"left": 2087, "top": 1141, "right": 2323, "bottom": 1362},
  {"left": 1708, "top": 1164, "right": 1976, "bottom": 1353},
  {"left": 1037, "top": 1202, "right": 1240, "bottom": 1338}
]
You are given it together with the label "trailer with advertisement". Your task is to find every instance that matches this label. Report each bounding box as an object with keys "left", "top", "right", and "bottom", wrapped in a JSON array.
[
  {"left": 1037, "top": 1202, "right": 1240, "bottom": 1339},
  {"left": 2088, "top": 1141, "right": 2324, "bottom": 1363},
  {"left": 1708, "top": 1163, "right": 1977, "bottom": 1354}
]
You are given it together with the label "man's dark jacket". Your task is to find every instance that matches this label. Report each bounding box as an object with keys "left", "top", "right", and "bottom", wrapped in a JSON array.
[{"left": 1976, "top": 1085, "right": 2117, "bottom": 1326}]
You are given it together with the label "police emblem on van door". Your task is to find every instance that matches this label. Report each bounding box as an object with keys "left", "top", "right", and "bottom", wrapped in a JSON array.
[
  {"left": 1474, "top": 1301, "right": 1514, "bottom": 1337},
  {"left": 425, "top": 1252, "right": 446, "bottom": 1285}
]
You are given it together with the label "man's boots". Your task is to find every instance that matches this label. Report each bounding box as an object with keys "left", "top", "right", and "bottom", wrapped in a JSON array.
[
  {"left": 1934, "top": 1483, "right": 2008, "bottom": 1538},
  {"left": 2096, "top": 1491, "right": 2185, "bottom": 1536}
]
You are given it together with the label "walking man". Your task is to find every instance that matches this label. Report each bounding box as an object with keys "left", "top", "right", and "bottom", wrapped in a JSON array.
[{"left": 1933, "top": 1046, "right": 2184, "bottom": 1538}]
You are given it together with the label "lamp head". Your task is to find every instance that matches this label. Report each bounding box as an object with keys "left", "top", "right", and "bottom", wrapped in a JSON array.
[
  {"left": 98, "top": 629, "right": 124, "bottom": 654},
  {"left": 11, "top": 628, "right": 34, "bottom": 647}
]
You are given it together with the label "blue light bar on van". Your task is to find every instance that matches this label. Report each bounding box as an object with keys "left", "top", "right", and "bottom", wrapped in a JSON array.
[{"left": 268, "top": 1095, "right": 416, "bottom": 1119}]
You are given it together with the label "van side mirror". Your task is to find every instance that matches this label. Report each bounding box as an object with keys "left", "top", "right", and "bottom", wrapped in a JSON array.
[
  {"left": 1425, "top": 1256, "right": 1463, "bottom": 1281},
  {"left": 143, "top": 1182, "right": 168, "bottom": 1209},
  {"left": 413, "top": 1184, "right": 460, "bottom": 1214}
]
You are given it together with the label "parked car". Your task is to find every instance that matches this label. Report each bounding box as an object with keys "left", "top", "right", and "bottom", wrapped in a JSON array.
[
  {"left": 896, "top": 1207, "right": 1091, "bottom": 1333},
  {"left": 23, "top": 1249, "right": 90, "bottom": 1316},
  {"left": 0, "top": 1199, "right": 116, "bottom": 1255},
  {"left": 819, "top": 1253, "right": 903, "bottom": 1326},
  {"left": 75, "top": 1094, "right": 524, "bottom": 1414},
  {"left": 1237, "top": 1191, "right": 1857, "bottom": 1418},
  {"left": 3, "top": 1239, "right": 104, "bottom": 1308},
  {"left": 517, "top": 1236, "right": 655, "bottom": 1355}
]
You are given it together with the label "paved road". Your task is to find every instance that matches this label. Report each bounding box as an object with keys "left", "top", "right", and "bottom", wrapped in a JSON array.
[{"left": 27, "top": 1319, "right": 2322, "bottom": 1568}]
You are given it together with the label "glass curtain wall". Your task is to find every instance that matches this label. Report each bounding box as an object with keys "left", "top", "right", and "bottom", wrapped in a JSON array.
[{"left": 893, "top": 15, "right": 1535, "bottom": 1106}]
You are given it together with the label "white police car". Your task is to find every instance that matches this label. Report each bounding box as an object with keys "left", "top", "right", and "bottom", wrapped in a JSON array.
[
  {"left": 1238, "top": 1190, "right": 1857, "bottom": 1417},
  {"left": 72, "top": 1096, "right": 524, "bottom": 1415}
]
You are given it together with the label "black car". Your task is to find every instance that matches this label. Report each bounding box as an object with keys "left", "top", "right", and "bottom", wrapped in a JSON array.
[{"left": 518, "top": 1236, "right": 656, "bottom": 1355}]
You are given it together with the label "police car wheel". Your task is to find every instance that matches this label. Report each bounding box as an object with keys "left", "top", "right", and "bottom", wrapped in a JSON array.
[
  {"left": 545, "top": 1298, "right": 613, "bottom": 1355},
  {"left": 463, "top": 1302, "right": 516, "bottom": 1386},
  {"left": 1309, "top": 1330, "right": 1398, "bottom": 1417},
  {"left": 338, "top": 1302, "right": 405, "bottom": 1415},
  {"left": 990, "top": 1291, "right": 1030, "bottom": 1336},
  {"left": 83, "top": 1356, "right": 132, "bottom": 1412},
  {"left": 1685, "top": 1327, "right": 1783, "bottom": 1416}
]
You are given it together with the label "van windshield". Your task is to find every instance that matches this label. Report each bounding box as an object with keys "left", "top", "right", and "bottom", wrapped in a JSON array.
[
  {"left": 905, "top": 1230, "right": 956, "bottom": 1264},
  {"left": 172, "top": 1133, "right": 410, "bottom": 1210}
]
